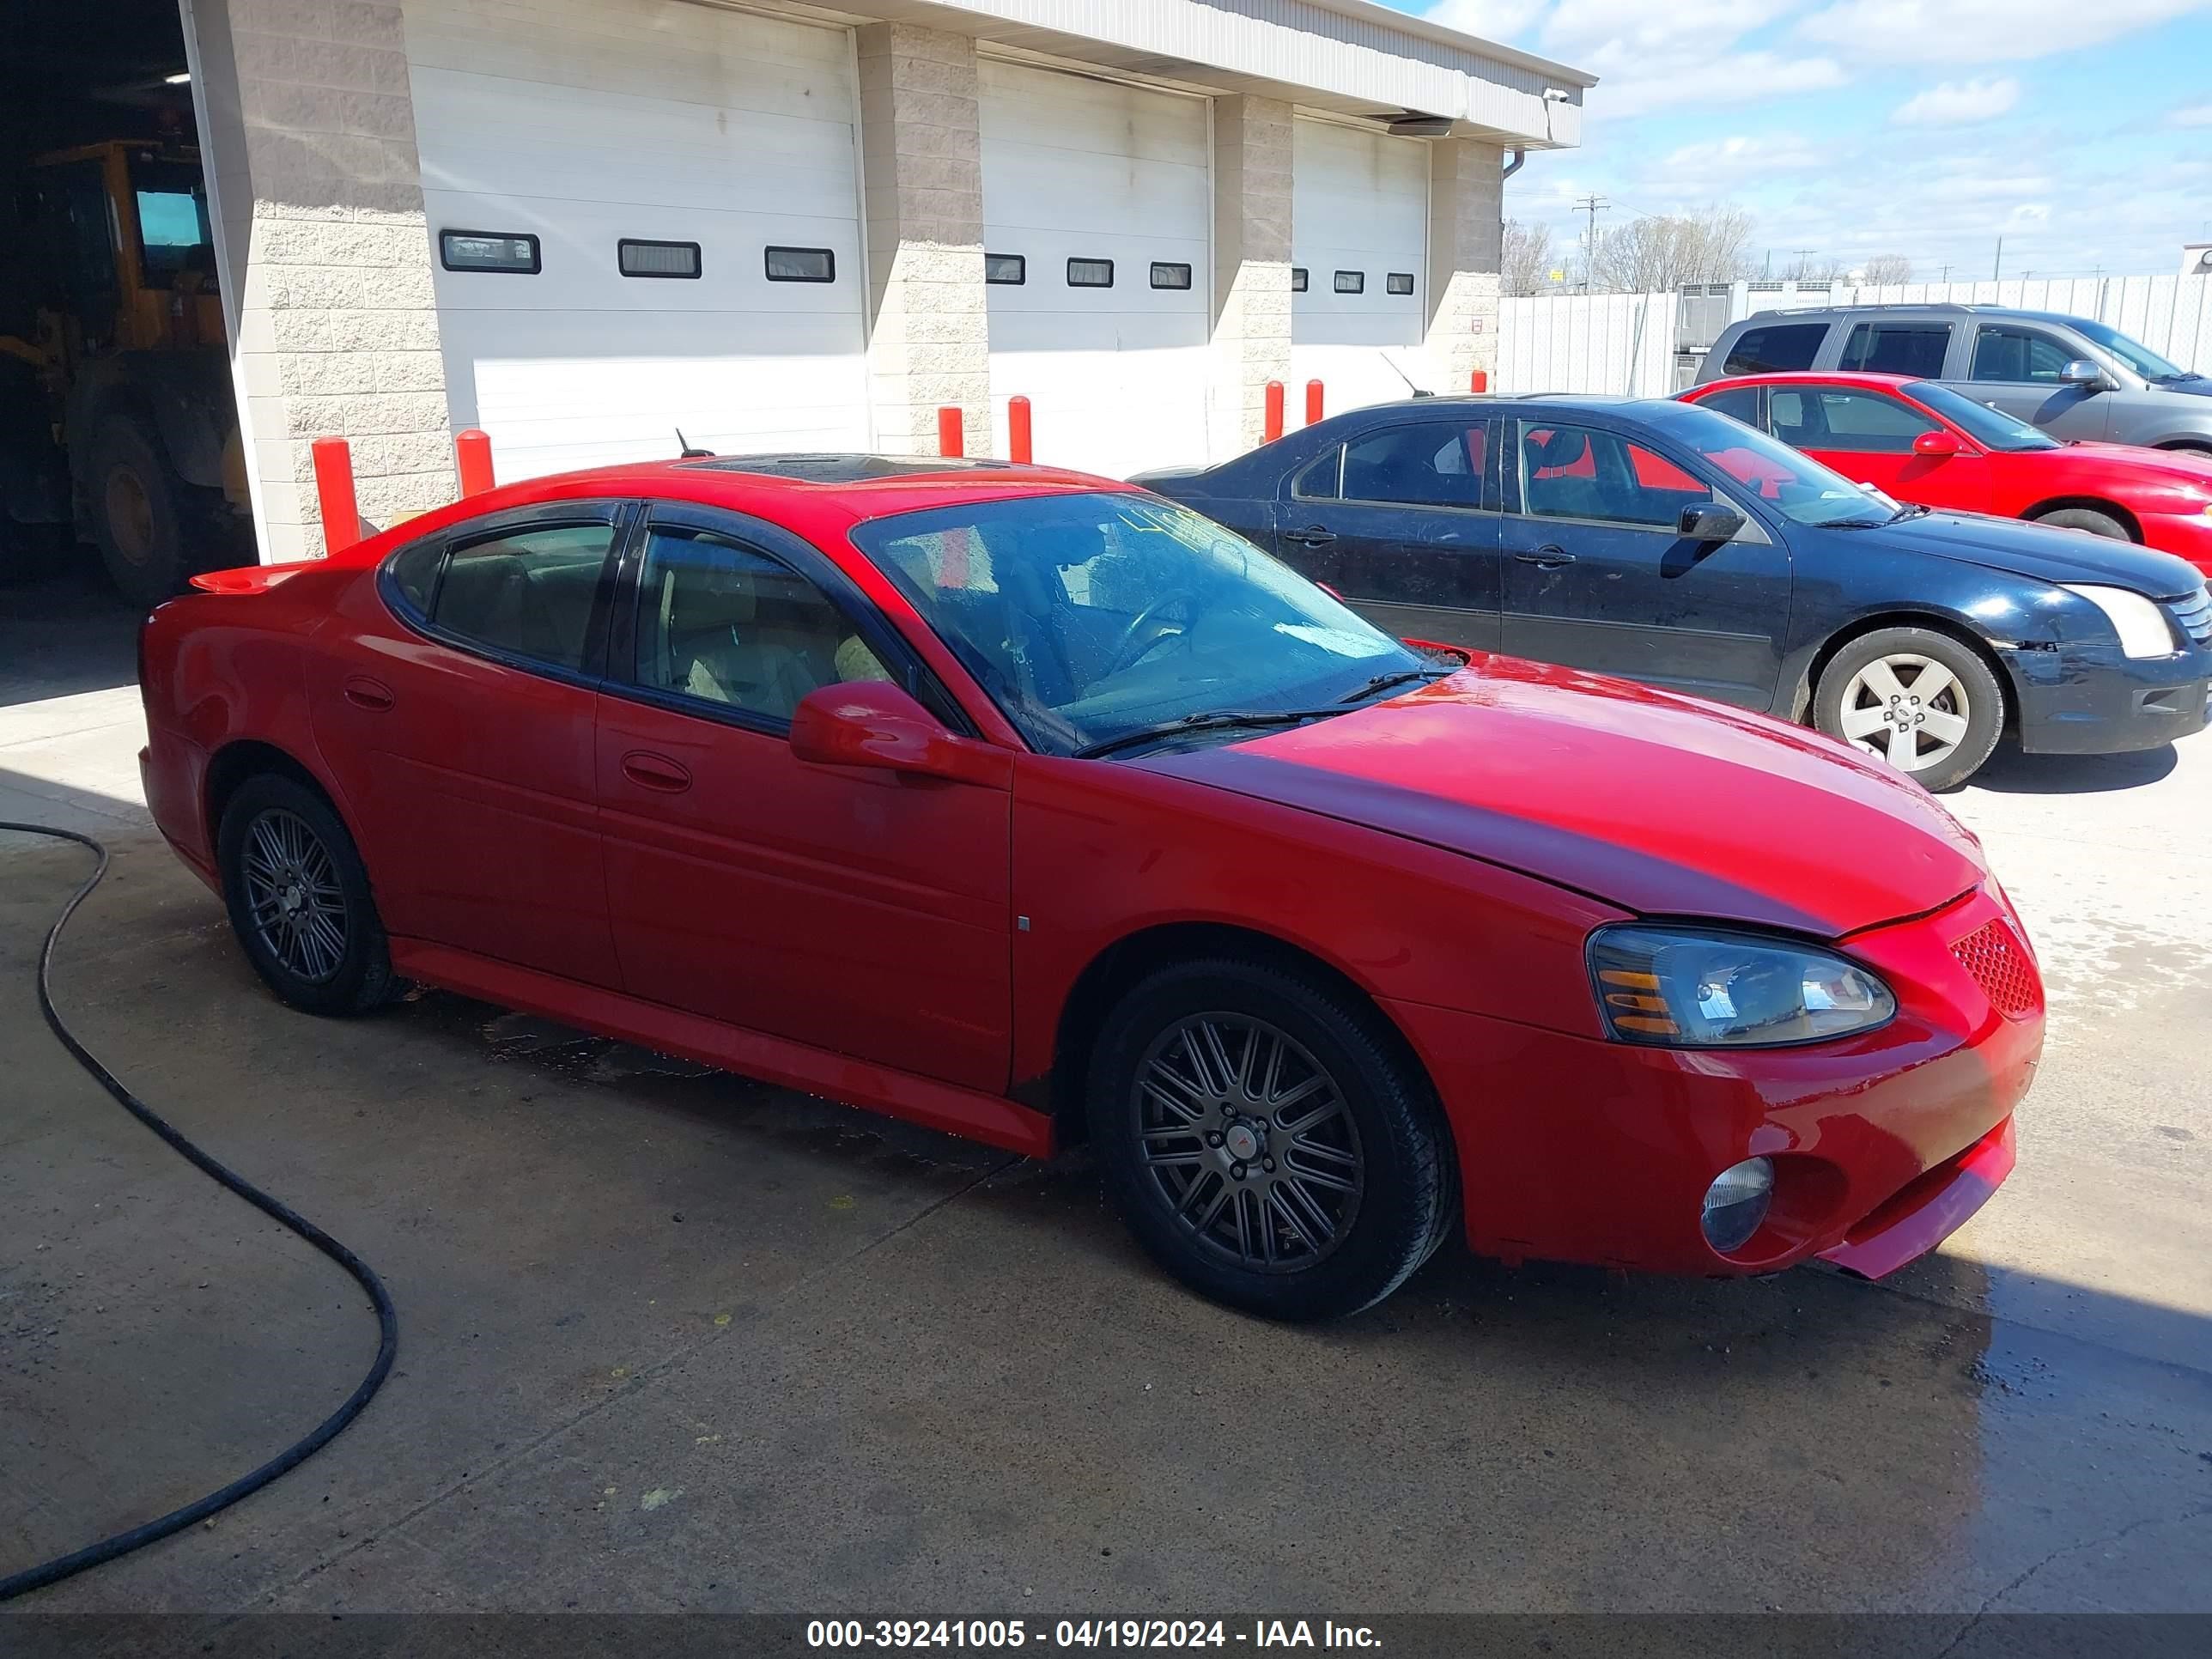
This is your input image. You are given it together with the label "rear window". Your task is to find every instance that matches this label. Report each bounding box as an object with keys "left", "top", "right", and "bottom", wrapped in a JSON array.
[
  {"left": 1721, "top": 322, "right": 1826, "bottom": 377},
  {"left": 1839, "top": 322, "right": 1951, "bottom": 378}
]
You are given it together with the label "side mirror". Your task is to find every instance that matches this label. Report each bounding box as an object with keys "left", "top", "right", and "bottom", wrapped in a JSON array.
[
  {"left": 2060, "top": 359, "right": 2106, "bottom": 390},
  {"left": 788, "top": 681, "right": 1011, "bottom": 789},
  {"left": 1677, "top": 502, "right": 1747, "bottom": 543},
  {"left": 1911, "top": 428, "right": 1962, "bottom": 459}
]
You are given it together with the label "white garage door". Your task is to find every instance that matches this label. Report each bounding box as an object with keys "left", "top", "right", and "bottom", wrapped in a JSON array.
[
  {"left": 1292, "top": 118, "right": 1432, "bottom": 414},
  {"left": 409, "top": 0, "right": 870, "bottom": 480},
  {"left": 980, "top": 60, "right": 1212, "bottom": 478}
]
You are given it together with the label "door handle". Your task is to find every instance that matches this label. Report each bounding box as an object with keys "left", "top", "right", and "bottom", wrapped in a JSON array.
[
  {"left": 1514, "top": 547, "right": 1576, "bottom": 568},
  {"left": 342, "top": 676, "right": 394, "bottom": 712},
  {"left": 1282, "top": 526, "right": 1338, "bottom": 547},
  {"left": 620, "top": 750, "right": 692, "bottom": 793}
]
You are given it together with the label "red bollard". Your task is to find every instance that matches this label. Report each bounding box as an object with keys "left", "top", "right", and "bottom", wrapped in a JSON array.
[
  {"left": 311, "top": 435, "right": 361, "bottom": 554},
  {"left": 1008, "top": 396, "right": 1033, "bottom": 465},
  {"left": 455, "top": 427, "right": 495, "bottom": 496},
  {"left": 938, "top": 405, "right": 964, "bottom": 459},
  {"left": 1470, "top": 369, "right": 1489, "bottom": 394},
  {"left": 1305, "top": 380, "right": 1325, "bottom": 426},
  {"left": 1263, "top": 380, "right": 1285, "bottom": 442}
]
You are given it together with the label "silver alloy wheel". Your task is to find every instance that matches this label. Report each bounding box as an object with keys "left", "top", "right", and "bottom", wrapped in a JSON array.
[
  {"left": 1836, "top": 653, "right": 1972, "bottom": 774},
  {"left": 242, "top": 807, "right": 349, "bottom": 983},
  {"left": 1133, "top": 1013, "right": 1364, "bottom": 1274}
]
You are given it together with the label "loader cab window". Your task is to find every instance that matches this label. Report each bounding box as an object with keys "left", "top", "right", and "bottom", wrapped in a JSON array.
[
  {"left": 128, "top": 158, "right": 213, "bottom": 289},
  {"left": 32, "top": 161, "right": 119, "bottom": 313}
]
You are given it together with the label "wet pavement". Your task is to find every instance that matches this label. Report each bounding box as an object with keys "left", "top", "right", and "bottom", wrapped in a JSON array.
[{"left": 1, "top": 587, "right": 2208, "bottom": 1622}]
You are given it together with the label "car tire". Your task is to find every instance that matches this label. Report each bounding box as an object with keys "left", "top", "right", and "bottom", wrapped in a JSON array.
[
  {"left": 2030, "top": 507, "right": 2131, "bottom": 542},
  {"left": 217, "top": 774, "right": 398, "bottom": 1016},
  {"left": 86, "top": 416, "right": 204, "bottom": 605},
  {"left": 1088, "top": 956, "right": 1453, "bottom": 1322},
  {"left": 1814, "top": 626, "right": 2004, "bottom": 793}
]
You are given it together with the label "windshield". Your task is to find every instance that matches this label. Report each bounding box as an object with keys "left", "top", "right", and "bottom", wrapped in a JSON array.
[
  {"left": 1905, "top": 381, "right": 2060, "bottom": 451},
  {"left": 850, "top": 492, "right": 1419, "bottom": 757},
  {"left": 1659, "top": 404, "right": 1895, "bottom": 527},
  {"left": 2067, "top": 318, "right": 2189, "bottom": 382}
]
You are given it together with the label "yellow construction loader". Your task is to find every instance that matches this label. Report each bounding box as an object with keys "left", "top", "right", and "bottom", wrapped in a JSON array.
[{"left": 2, "top": 138, "right": 250, "bottom": 603}]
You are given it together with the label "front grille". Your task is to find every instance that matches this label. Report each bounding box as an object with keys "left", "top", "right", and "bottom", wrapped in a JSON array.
[
  {"left": 2171, "top": 584, "right": 2212, "bottom": 648},
  {"left": 1951, "top": 919, "right": 2040, "bottom": 1020}
]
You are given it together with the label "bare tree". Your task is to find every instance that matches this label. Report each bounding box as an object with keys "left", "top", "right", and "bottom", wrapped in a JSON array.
[
  {"left": 1783, "top": 252, "right": 1848, "bottom": 282},
  {"left": 1502, "top": 219, "right": 1556, "bottom": 296},
  {"left": 1859, "top": 253, "right": 1914, "bottom": 284},
  {"left": 1588, "top": 205, "right": 1755, "bottom": 292}
]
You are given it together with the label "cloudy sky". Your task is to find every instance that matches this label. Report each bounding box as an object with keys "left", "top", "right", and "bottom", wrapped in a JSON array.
[{"left": 1385, "top": 0, "right": 2212, "bottom": 281}]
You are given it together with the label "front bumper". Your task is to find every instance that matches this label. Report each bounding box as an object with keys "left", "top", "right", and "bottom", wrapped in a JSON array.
[
  {"left": 1385, "top": 884, "right": 2041, "bottom": 1278},
  {"left": 2008, "top": 638, "right": 2211, "bottom": 755}
]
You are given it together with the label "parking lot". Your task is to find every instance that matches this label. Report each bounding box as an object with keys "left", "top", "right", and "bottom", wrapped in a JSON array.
[{"left": 3, "top": 574, "right": 2207, "bottom": 1623}]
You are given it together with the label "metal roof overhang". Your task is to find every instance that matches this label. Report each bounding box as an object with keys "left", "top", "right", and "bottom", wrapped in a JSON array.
[{"left": 713, "top": 0, "right": 1594, "bottom": 148}]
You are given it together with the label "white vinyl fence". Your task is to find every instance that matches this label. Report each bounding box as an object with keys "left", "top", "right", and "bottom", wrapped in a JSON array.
[
  {"left": 1493, "top": 291, "right": 1680, "bottom": 397},
  {"left": 1496, "top": 274, "right": 2212, "bottom": 398}
]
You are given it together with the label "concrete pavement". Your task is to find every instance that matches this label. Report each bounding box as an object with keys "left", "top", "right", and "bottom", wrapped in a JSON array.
[{"left": 2, "top": 581, "right": 2207, "bottom": 1620}]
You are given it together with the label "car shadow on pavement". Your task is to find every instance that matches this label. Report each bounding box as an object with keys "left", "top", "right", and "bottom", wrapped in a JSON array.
[{"left": 1964, "top": 743, "right": 2179, "bottom": 794}]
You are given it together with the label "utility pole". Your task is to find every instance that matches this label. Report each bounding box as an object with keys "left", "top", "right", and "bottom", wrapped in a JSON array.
[
  {"left": 1574, "top": 195, "right": 1608, "bottom": 292},
  {"left": 1992, "top": 235, "right": 2003, "bottom": 282},
  {"left": 1940, "top": 263, "right": 1950, "bottom": 283}
]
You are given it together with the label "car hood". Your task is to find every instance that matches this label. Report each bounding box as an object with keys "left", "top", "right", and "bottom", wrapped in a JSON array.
[
  {"left": 2057, "top": 441, "right": 2212, "bottom": 488},
  {"left": 1850, "top": 509, "right": 2204, "bottom": 596},
  {"left": 1139, "top": 656, "right": 1988, "bottom": 939}
]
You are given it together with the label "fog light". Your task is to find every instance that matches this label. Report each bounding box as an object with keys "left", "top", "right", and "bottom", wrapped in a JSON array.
[{"left": 1702, "top": 1157, "right": 1774, "bottom": 1254}]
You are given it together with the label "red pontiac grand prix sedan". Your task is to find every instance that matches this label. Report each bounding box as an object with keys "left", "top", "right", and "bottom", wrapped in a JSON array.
[
  {"left": 139, "top": 456, "right": 2041, "bottom": 1319},
  {"left": 1682, "top": 370, "right": 2212, "bottom": 572}
]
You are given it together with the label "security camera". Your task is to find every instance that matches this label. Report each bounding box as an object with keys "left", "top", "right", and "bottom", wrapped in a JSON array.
[{"left": 1543, "top": 88, "right": 1571, "bottom": 101}]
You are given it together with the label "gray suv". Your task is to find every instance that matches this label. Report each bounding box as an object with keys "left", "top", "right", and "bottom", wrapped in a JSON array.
[{"left": 1696, "top": 303, "right": 2212, "bottom": 453}]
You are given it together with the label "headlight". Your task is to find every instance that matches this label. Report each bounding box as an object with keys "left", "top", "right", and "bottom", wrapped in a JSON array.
[
  {"left": 2059, "top": 584, "right": 2179, "bottom": 659},
  {"left": 1589, "top": 925, "right": 1897, "bottom": 1048}
]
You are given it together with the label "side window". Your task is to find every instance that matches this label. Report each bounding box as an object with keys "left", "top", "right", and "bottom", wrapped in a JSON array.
[
  {"left": 1339, "top": 423, "right": 1490, "bottom": 510},
  {"left": 1519, "top": 424, "right": 1711, "bottom": 529},
  {"left": 634, "top": 527, "right": 886, "bottom": 723},
  {"left": 1838, "top": 322, "right": 1951, "bottom": 378},
  {"left": 428, "top": 523, "right": 614, "bottom": 672},
  {"left": 1720, "top": 322, "right": 1826, "bottom": 376},
  {"left": 1700, "top": 386, "right": 1763, "bottom": 428},
  {"left": 386, "top": 536, "right": 443, "bottom": 613},
  {"left": 1291, "top": 447, "right": 1344, "bottom": 501},
  {"left": 1772, "top": 388, "right": 1937, "bottom": 453},
  {"left": 1970, "top": 325, "right": 2075, "bottom": 384}
]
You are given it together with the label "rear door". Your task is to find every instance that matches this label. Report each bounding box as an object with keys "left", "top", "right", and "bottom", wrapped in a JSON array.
[
  {"left": 1498, "top": 418, "right": 1791, "bottom": 710},
  {"left": 1962, "top": 319, "right": 2113, "bottom": 440},
  {"left": 1767, "top": 384, "right": 1990, "bottom": 513},
  {"left": 1268, "top": 418, "right": 1504, "bottom": 650},
  {"left": 311, "top": 503, "right": 628, "bottom": 985}
]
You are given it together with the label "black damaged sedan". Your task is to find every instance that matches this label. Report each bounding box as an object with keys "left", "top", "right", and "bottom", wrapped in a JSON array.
[{"left": 1136, "top": 396, "right": 2210, "bottom": 791}]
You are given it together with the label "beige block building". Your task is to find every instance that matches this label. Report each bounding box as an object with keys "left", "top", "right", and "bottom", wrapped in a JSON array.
[{"left": 168, "top": 0, "right": 1591, "bottom": 559}]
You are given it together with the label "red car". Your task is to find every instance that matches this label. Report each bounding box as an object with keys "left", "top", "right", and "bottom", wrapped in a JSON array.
[
  {"left": 139, "top": 458, "right": 2041, "bottom": 1319},
  {"left": 1681, "top": 371, "right": 2212, "bottom": 573}
]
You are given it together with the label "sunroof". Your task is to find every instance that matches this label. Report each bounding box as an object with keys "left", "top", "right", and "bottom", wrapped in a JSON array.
[{"left": 681, "top": 453, "right": 1007, "bottom": 481}]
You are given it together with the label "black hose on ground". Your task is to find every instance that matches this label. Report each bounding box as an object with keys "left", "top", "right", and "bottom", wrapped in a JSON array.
[{"left": 0, "top": 821, "right": 398, "bottom": 1601}]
